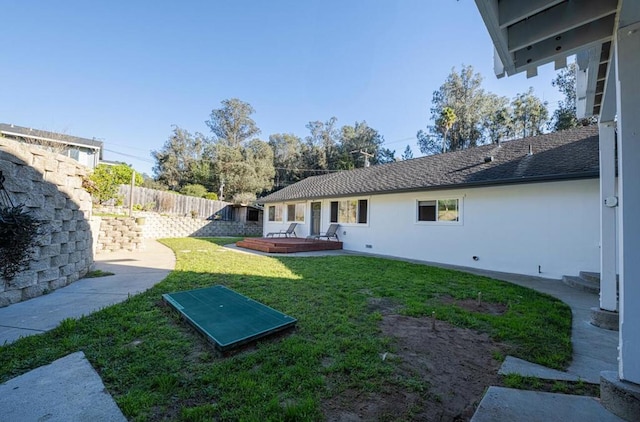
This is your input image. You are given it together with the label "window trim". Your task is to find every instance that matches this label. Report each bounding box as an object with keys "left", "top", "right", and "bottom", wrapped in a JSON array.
[
  {"left": 329, "top": 198, "right": 369, "bottom": 225},
  {"left": 415, "top": 197, "right": 462, "bottom": 225},
  {"left": 286, "top": 202, "right": 306, "bottom": 223},
  {"left": 268, "top": 204, "right": 283, "bottom": 222}
]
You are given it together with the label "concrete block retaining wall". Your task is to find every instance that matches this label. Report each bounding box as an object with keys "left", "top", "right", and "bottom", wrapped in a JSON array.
[
  {"left": 0, "top": 138, "right": 93, "bottom": 307},
  {"left": 96, "top": 217, "right": 144, "bottom": 253},
  {"left": 136, "top": 213, "right": 262, "bottom": 239}
]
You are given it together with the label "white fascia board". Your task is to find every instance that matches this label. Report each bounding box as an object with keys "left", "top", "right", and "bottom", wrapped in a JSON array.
[
  {"left": 575, "top": 47, "right": 601, "bottom": 119},
  {"left": 475, "top": 0, "right": 516, "bottom": 76},
  {"left": 507, "top": 0, "right": 618, "bottom": 53}
]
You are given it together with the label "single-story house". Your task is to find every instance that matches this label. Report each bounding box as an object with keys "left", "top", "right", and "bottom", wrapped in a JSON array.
[
  {"left": 259, "top": 125, "right": 600, "bottom": 279},
  {"left": 0, "top": 123, "right": 103, "bottom": 168}
]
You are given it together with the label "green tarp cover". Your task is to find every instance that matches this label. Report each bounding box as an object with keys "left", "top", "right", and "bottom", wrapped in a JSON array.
[{"left": 163, "top": 285, "right": 296, "bottom": 351}]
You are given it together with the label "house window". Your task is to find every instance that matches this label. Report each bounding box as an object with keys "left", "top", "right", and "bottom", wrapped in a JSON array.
[
  {"left": 68, "top": 147, "right": 80, "bottom": 161},
  {"left": 330, "top": 199, "right": 368, "bottom": 224},
  {"left": 286, "top": 203, "right": 305, "bottom": 222},
  {"left": 418, "top": 199, "right": 459, "bottom": 222},
  {"left": 268, "top": 205, "right": 283, "bottom": 222},
  {"left": 247, "top": 208, "right": 260, "bottom": 222}
]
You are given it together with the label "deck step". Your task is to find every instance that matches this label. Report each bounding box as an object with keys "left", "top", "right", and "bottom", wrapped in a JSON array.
[
  {"left": 562, "top": 275, "right": 599, "bottom": 294},
  {"left": 236, "top": 237, "right": 342, "bottom": 254}
]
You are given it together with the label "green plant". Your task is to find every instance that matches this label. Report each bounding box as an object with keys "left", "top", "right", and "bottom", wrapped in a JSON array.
[
  {"left": 143, "top": 202, "right": 156, "bottom": 211},
  {"left": 132, "top": 204, "right": 143, "bottom": 211},
  {"left": 232, "top": 192, "right": 256, "bottom": 205},
  {"left": 190, "top": 210, "right": 199, "bottom": 219},
  {"left": 87, "top": 163, "right": 143, "bottom": 204},
  {"left": 204, "top": 192, "right": 218, "bottom": 201},
  {"left": 0, "top": 205, "right": 44, "bottom": 280},
  {"left": 180, "top": 184, "right": 208, "bottom": 198}
]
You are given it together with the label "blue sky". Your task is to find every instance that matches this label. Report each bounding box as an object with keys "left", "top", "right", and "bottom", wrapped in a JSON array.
[{"left": 1, "top": 1, "right": 566, "bottom": 175}]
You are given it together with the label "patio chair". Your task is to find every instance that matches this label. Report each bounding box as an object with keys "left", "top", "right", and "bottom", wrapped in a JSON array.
[
  {"left": 266, "top": 222, "right": 298, "bottom": 238},
  {"left": 308, "top": 224, "right": 339, "bottom": 241}
]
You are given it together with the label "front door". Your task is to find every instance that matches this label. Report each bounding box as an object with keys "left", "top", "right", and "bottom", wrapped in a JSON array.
[{"left": 310, "top": 202, "right": 321, "bottom": 235}]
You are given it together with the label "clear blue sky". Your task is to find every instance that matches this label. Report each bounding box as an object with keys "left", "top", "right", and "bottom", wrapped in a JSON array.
[{"left": 1, "top": 1, "right": 566, "bottom": 175}]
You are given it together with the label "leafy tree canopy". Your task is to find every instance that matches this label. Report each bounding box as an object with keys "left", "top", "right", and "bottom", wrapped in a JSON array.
[
  {"left": 206, "top": 98, "right": 261, "bottom": 147},
  {"left": 89, "top": 163, "right": 142, "bottom": 204}
]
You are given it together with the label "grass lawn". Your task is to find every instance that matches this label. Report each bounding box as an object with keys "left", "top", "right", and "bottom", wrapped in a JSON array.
[{"left": 0, "top": 237, "right": 572, "bottom": 421}]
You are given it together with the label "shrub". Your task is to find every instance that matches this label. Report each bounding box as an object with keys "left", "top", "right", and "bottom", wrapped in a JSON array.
[
  {"left": 0, "top": 205, "right": 44, "bottom": 280},
  {"left": 232, "top": 192, "right": 256, "bottom": 205},
  {"left": 180, "top": 184, "right": 207, "bottom": 198},
  {"left": 204, "top": 192, "right": 219, "bottom": 201},
  {"left": 87, "top": 164, "right": 143, "bottom": 204}
]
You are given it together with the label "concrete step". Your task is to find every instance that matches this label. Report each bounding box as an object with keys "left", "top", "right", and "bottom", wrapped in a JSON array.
[
  {"left": 562, "top": 275, "right": 599, "bottom": 294},
  {"left": 580, "top": 271, "right": 601, "bottom": 283}
]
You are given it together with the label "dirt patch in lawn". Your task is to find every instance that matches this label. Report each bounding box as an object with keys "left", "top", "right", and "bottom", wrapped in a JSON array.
[
  {"left": 322, "top": 302, "right": 508, "bottom": 421},
  {"left": 440, "top": 295, "right": 508, "bottom": 316}
]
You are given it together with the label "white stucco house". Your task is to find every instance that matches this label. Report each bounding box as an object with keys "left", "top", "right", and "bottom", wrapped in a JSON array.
[{"left": 259, "top": 125, "right": 600, "bottom": 280}]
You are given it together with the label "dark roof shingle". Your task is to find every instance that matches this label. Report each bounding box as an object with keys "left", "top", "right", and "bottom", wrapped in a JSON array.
[
  {"left": 260, "top": 126, "right": 599, "bottom": 203},
  {"left": 0, "top": 123, "right": 103, "bottom": 149}
]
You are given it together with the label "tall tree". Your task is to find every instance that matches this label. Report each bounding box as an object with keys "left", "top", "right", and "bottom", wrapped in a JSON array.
[
  {"left": 551, "top": 62, "right": 596, "bottom": 131},
  {"left": 511, "top": 87, "right": 549, "bottom": 138},
  {"left": 483, "top": 94, "right": 513, "bottom": 144},
  {"left": 401, "top": 145, "right": 414, "bottom": 160},
  {"left": 436, "top": 107, "right": 457, "bottom": 152},
  {"left": 205, "top": 98, "right": 261, "bottom": 147},
  {"left": 304, "top": 117, "right": 339, "bottom": 171},
  {"left": 152, "top": 126, "right": 210, "bottom": 191},
  {"left": 337, "top": 121, "right": 394, "bottom": 169},
  {"left": 269, "top": 133, "right": 304, "bottom": 189},
  {"left": 206, "top": 99, "right": 274, "bottom": 197},
  {"left": 419, "top": 65, "right": 491, "bottom": 154}
]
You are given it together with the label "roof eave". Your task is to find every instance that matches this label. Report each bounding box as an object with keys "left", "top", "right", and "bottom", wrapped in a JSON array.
[{"left": 257, "top": 172, "right": 599, "bottom": 204}]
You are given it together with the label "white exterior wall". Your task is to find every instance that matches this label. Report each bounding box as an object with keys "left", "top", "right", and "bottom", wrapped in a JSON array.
[{"left": 263, "top": 178, "right": 600, "bottom": 279}]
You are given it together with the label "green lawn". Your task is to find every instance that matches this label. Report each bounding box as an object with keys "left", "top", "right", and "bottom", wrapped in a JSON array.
[{"left": 0, "top": 237, "right": 572, "bottom": 421}]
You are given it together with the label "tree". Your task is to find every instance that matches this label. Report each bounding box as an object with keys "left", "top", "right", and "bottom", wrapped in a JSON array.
[
  {"left": 152, "top": 126, "right": 211, "bottom": 191},
  {"left": 436, "top": 107, "right": 457, "bottom": 152},
  {"left": 483, "top": 94, "right": 513, "bottom": 144},
  {"left": 88, "top": 163, "right": 142, "bottom": 204},
  {"left": 212, "top": 140, "right": 275, "bottom": 198},
  {"left": 337, "top": 121, "right": 394, "bottom": 168},
  {"left": 420, "top": 65, "right": 491, "bottom": 154},
  {"left": 205, "top": 98, "right": 260, "bottom": 147},
  {"left": 206, "top": 99, "right": 274, "bottom": 197},
  {"left": 180, "top": 184, "right": 208, "bottom": 198},
  {"left": 401, "top": 145, "right": 414, "bottom": 160},
  {"left": 551, "top": 62, "right": 597, "bottom": 131},
  {"left": 269, "top": 133, "right": 304, "bottom": 189},
  {"left": 304, "top": 117, "right": 339, "bottom": 171},
  {"left": 511, "top": 87, "right": 549, "bottom": 138}
]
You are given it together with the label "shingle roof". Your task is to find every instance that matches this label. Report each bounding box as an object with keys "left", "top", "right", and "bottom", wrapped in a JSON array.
[
  {"left": 259, "top": 125, "right": 599, "bottom": 203},
  {"left": 0, "top": 123, "right": 103, "bottom": 149}
]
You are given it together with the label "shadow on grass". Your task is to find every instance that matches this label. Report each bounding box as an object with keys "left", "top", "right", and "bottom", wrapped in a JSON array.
[{"left": 0, "top": 237, "right": 573, "bottom": 421}]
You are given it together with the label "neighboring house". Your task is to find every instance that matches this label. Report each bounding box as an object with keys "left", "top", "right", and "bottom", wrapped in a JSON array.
[
  {"left": 0, "top": 123, "right": 103, "bottom": 168},
  {"left": 259, "top": 126, "right": 600, "bottom": 279}
]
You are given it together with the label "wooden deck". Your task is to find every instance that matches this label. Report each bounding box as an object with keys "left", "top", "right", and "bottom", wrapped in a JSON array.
[{"left": 236, "top": 237, "right": 343, "bottom": 253}]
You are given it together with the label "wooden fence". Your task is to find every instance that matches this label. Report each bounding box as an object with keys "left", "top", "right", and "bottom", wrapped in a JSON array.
[{"left": 117, "top": 185, "right": 231, "bottom": 219}]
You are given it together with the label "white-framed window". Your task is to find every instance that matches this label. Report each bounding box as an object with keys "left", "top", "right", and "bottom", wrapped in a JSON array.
[
  {"left": 330, "top": 199, "right": 368, "bottom": 224},
  {"left": 417, "top": 198, "right": 460, "bottom": 223},
  {"left": 268, "top": 204, "right": 283, "bottom": 222},
  {"left": 286, "top": 203, "right": 305, "bottom": 222}
]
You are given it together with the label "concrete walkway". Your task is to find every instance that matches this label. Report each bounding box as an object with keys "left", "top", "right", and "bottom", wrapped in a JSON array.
[
  {"left": 0, "top": 239, "right": 175, "bottom": 345},
  {"left": 0, "top": 240, "right": 175, "bottom": 422}
]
